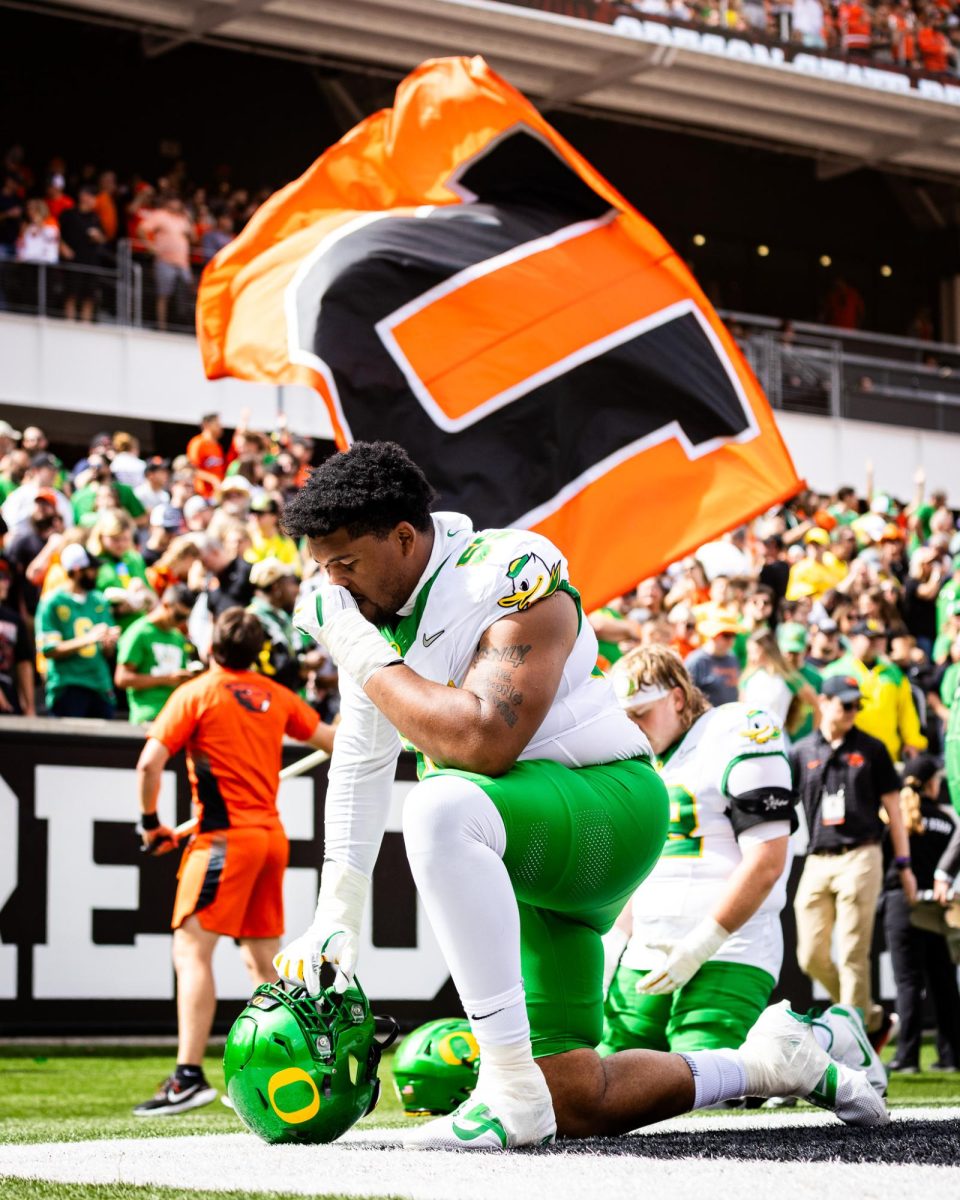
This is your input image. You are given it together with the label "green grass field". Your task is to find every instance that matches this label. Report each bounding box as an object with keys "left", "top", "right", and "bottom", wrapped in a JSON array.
[
  {"left": 2, "top": 1041, "right": 959, "bottom": 1200},
  {"left": 1, "top": 1045, "right": 410, "bottom": 1200}
]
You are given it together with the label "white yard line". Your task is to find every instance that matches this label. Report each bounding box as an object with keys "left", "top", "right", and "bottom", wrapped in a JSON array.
[{"left": 1, "top": 1110, "right": 959, "bottom": 1200}]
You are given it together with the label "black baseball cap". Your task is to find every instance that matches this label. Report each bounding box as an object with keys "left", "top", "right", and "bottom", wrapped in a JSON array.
[
  {"left": 902, "top": 755, "right": 942, "bottom": 788},
  {"left": 145, "top": 456, "right": 170, "bottom": 472},
  {"left": 850, "top": 619, "right": 887, "bottom": 638},
  {"left": 822, "top": 675, "right": 861, "bottom": 703}
]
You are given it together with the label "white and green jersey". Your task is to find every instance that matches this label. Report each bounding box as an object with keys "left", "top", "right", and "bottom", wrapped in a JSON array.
[
  {"left": 622, "top": 702, "right": 795, "bottom": 979},
  {"left": 295, "top": 512, "right": 651, "bottom": 874}
]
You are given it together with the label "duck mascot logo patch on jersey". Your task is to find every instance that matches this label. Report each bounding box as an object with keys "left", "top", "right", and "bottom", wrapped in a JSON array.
[
  {"left": 741, "top": 709, "right": 781, "bottom": 745},
  {"left": 498, "top": 553, "right": 561, "bottom": 612}
]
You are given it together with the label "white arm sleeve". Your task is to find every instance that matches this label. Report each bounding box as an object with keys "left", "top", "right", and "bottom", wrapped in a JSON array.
[
  {"left": 738, "top": 820, "right": 792, "bottom": 849},
  {"left": 726, "top": 753, "right": 792, "bottom": 796},
  {"left": 323, "top": 670, "right": 401, "bottom": 876}
]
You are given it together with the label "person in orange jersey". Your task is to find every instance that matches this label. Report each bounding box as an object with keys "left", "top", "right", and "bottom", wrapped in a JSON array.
[{"left": 132, "top": 606, "right": 334, "bottom": 1117}]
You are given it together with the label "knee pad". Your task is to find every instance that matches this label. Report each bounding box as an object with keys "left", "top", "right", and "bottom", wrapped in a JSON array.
[{"left": 402, "top": 773, "right": 506, "bottom": 861}]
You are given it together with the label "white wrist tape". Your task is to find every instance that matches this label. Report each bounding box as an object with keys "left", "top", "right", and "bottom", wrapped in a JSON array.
[
  {"left": 313, "top": 859, "right": 370, "bottom": 936},
  {"left": 688, "top": 916, "right": 731, "bottom": 962},
  {"left": 321, "top": 608, "right": 402, "bottom": 688}
]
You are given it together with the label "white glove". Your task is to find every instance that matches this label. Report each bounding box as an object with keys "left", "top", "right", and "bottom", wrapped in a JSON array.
[
  {"left": 636, "top": 917, "right": 730, "bottom": 996},
  {"left": 293, "top": 584, "right": 401, "bottom": 688},
  {"left": 273, "top": 860, "right": 369, "bottom": 994},
  {"left": 601, "top": 925, "right": 629, "bottom": 995}
]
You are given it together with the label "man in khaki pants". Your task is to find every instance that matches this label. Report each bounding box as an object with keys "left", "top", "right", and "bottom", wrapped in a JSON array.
[{"left": 791, "top": 674, "right": 917, "bottom": 1045}]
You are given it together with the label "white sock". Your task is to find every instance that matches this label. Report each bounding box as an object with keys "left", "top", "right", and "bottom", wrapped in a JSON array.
[
  {"left": 809, "top": 1022, "right": 832, "bottom": 1053},
  {"left": 403, "top": 775, "right": 531, "bottom": 1047},
  {"left": 679, "top": 1049, "right": 748, "bottom": 1108},
  {"left": 460, "top": 983, "right": 530, "bottom": 1047}
]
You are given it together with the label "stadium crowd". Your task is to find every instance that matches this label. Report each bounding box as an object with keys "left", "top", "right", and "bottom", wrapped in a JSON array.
[
  {"left": 619, "top": 0, "right": 960, "bottom": 71},
  {"left": 1, "top": 408, "right": 959, "bottom": 1073},
  {"left": 0, "top": 144, "right": 266, "bottom": 327},
  {"left": 0, "top": 410, "right": 958, "bottom": 757}
]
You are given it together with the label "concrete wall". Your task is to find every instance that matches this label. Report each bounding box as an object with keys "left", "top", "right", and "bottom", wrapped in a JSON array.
[
  {"left": 0, "top": 314, "right": 334, "bottom": 440},
  {"left": 3, "top": 314, "right": 958, "bottom": 500},
  {"left": 777, "top": 411, "right": 960, "bottom": 501}
]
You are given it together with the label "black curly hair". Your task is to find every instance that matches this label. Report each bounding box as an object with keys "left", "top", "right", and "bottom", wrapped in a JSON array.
[{"left": 281, "top": 441, "right": 438, "bottom": 540}]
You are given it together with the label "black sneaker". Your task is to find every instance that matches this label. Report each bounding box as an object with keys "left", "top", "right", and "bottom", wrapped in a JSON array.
[
  {"left": 133, "top": 1073, "right": 218, "bottom": 1117},
  {"left": 886, "top": 1060, "right": 918, "bottom": 1075},
  {"left": 867, "top": 1012, "right": 899, "bottom": 1055}
]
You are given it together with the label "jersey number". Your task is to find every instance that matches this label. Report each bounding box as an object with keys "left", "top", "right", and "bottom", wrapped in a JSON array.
[
  {"left": 663, "top": 785, "right": 703, "bottom": 858},
  {"left": 73, "top": 617, "right": 98, "bottom": 659}
]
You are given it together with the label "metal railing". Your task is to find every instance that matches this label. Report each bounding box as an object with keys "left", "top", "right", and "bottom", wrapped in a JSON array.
[
  {"left": 4, "top": 251, "right": 960, "bottom": 434},
  {"left": 727, "top": 312, "right": 960, "bottom": 435},
  {"left": 0, "top": 251, "right": 144, "bottom": 327}
]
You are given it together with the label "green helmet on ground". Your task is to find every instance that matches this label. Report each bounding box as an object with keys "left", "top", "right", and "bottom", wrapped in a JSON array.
[
  {"left": 392, "top": 1017, "right": 481, "bottom": 1115},
  {"left": 224, "top": 976, "right": 390, "bottom": 1145}
]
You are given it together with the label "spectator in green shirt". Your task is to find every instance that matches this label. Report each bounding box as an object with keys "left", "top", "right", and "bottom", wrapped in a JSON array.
[
  {"left": 115, "top": 584, "right": 198, "bottom": 724},
  {"left": 89, "top": 511, "right": 155, "bottom": 631},
  {"left": 777, "top": 621, "right": 822, "bottom": 740},
  {"left": 937, "top": 557, "right": 960, "bottom": 639},
  {"left": 35, "top": 543, "right": 119, "bottom": 718},
  {"left": 71, "top": 454, "right": 146, "bottom": 527}
]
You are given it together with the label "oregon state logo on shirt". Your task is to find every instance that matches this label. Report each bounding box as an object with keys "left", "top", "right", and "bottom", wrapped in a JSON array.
[{"left": 227, "top": 681, "right": 272, "bottom": 713}]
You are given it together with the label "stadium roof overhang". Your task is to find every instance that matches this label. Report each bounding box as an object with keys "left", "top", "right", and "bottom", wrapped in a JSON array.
[{"left": 22, "top": 0, "right": 960, "bottom": 182}]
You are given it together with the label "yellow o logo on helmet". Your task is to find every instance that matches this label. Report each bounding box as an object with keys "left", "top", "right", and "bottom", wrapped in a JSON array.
[
  {"left": 267, "top": 1067, "right": 321, "bottom": 1124},
  {"left": 437, "top": 1031, "right": 480, "bottom": 1066}
]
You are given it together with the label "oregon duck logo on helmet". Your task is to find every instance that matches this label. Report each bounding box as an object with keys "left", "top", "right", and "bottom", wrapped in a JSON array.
[
  {"left": 223, "top": 976, "right": 397, "bottom": 1144},
  {"left": 392, "top": 1017, "right": 481, "bottom": 1116}
]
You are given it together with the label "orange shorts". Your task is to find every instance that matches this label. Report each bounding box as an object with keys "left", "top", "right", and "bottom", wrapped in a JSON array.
[{"left": 172, "top": 826, "right": 289, "bottom": 939}]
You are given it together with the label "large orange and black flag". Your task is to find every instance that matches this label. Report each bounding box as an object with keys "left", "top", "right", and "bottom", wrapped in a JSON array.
[{"left": 198, "top": 55, "right": 801, "bottom": 611}]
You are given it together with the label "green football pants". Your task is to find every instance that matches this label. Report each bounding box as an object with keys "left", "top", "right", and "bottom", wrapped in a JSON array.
[
  {"left": 598, "top": 959, "right": 776, "bottom": 1055},
  {"left": 433, "top": 756, "right": 668, "bottom": 1058}
]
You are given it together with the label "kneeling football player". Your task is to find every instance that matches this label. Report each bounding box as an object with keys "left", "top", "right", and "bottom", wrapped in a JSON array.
[{"left": 274, "top": 442, "right": 888, "bottom": 1148}]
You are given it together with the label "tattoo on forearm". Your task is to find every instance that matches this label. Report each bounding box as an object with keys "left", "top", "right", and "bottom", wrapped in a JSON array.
[
  {"left": 494, "top": 699, "right": 519, "bottom": 727},
  {"left": 472, "top": 643, "right": 532, "bottom": 668}
]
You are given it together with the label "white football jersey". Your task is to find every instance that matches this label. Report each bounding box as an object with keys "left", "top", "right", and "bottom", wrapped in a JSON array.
[
  {"left": 294, "top": 512, "right": 650, "bottom": 874},
  {"left": 622, "top": 702, "right": 795, "bottom": 978}
]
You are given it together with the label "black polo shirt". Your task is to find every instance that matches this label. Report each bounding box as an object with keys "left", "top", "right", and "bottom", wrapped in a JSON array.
[{"left": 791, "top": 726, "right": 900, "bottom": 852}]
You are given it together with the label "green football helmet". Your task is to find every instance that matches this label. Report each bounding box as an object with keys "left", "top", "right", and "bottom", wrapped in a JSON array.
[
  {"left": 224, "top": 976, "right": 396, "bottom": 1145},
  {"left": 392, "top": 1017, "right": 480, "bottom": 1115}
]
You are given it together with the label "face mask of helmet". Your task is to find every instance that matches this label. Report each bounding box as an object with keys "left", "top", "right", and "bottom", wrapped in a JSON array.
[
  {"left": 391, "top": 1017, "right": 481, "bottom": 1116},
  {"left": 224, "top": 974, "right": 397, "bottom": 1144}
]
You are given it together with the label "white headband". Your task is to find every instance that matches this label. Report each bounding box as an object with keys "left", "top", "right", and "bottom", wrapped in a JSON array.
[{"left": 612, "top": 673, "right": 670, "bottom": 713}]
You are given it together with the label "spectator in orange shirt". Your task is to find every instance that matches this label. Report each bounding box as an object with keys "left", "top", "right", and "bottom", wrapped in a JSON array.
[
  {"left": 839, "top": 0, "right": 872, "bottom": 56},
  {"left": 94, "top": 170, "right": 118, "bottom": 243},
  {"left": 138, "top": 195, "right": 194, "bottom": 330},
  {"left": 45, "top": 173, "right": 74, "bottom": 222},
  {"left": 889, "top": 0, "right": 919, "bottom": 65},
  {"left": 186, "top": 413, "right": 226, "bottom": 498},
  {"left": 133, "top": 607, "right": 335, "bottom": 1116},
  {"left": 918, "top": 12, "right": 955, "bottom": 70},
  {"left": 823, "top": 276, "right": 865, "bottom": 331}
]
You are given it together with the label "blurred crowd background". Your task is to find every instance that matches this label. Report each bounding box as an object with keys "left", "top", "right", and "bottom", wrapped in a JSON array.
[{"left": 1, "top": 405, "right": 958, "bottom": 797}]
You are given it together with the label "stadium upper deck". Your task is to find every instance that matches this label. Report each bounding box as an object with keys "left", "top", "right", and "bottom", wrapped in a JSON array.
[{"left": 20, "top": 0, "right": 960, "bottom": 181}]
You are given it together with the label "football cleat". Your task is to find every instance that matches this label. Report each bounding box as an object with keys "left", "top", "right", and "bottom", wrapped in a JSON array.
[
  {"left": 806, "top": 1059, "right": 890, "bottom": 1127},
  {"left": 741, "top": 1001, "right": 834, "bottom": 1100},
  {"left": 741, "top": 1002, "right": 889, "bottom": 1127},
  {"left": 407, "top": 1073, "right": 556, "bottom": 1151},
  {"left": 806, "top": 1005, "right": 887, "bottom": 1098},
  {"left": 133, "top": 1073, "right": 218, "bottom": 1117}
]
